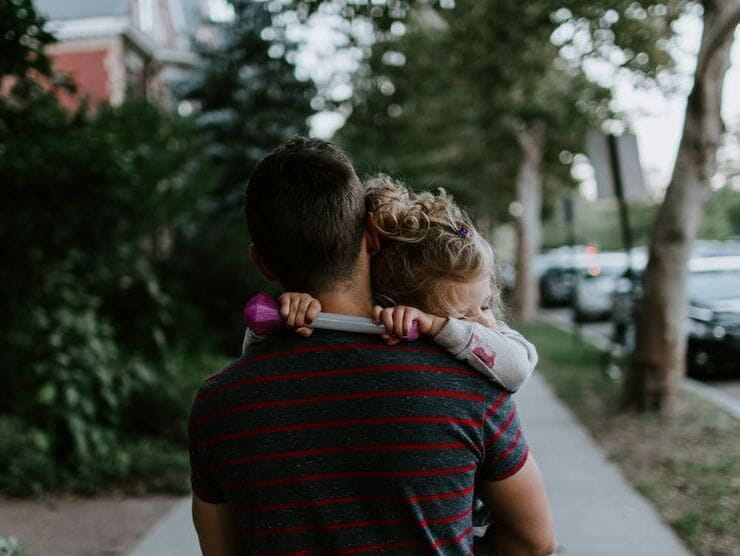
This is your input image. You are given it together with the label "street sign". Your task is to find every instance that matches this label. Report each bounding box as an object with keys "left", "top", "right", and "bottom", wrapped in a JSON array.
[{"left": 585, "top": 132, "right": 648, "bottom": 201}]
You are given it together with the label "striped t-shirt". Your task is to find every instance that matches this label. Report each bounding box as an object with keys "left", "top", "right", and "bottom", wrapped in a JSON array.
[{"left": 188, "top": 330, "right": 528, "bottom": 555}]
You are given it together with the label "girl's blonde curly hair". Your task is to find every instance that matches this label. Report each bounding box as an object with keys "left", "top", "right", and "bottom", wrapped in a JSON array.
[{"left": 365, "top": 175, "right": 501, "bottom": 317}]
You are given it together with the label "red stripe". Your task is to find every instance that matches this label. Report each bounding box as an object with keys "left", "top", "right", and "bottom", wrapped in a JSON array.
[
  {"left": 259, "top": 539, "right": 422, "bottom": 556},
  {"left": 203, "top": 415, "right": 481, "bottom": 447},
  {"left": 235, "top": 484, "right": 475, "bottom": 512},
  {"left": 484, "top": 408, "right": 518, "bottom": 448},
  {"left": 482, "top": 392, "right": 508, "bottom": 421},
  {"left": 254, "top": 517, "right": 412, "bottom": 536},
  {"left": 433, "top": 525, "right": 474, "bottom": 548},
  {"left": 486, "top": 428, "right": 523, "bottom": 465},
  {"left": 208, "top": 343, "right": 443, "bottom": 385},
  {"left": 219, "top": 441, "right": 467, "bottom": 467},
  {"left": 259, "top": 525, "right": 473, "bottom": 556},
  {"left": 199, "top": 363, "right": 477, "bottom": 400},
  {"left": 420, "top": 507, "right": 473, "bottom": 527},
  {"left": 241, "top": 342, "right": 442, "bottom": 366},
  {"left": 338, "top": 539, "right": 421, "bottom": 555},
  {"left": 253, "top": 507, "right": 472, "bottom": 536},
  {"left": 199, "top": 389, "right": 483, "bottom": 424},
  {"left": 488, "top": 447, "right": 530, "bottom": 481},
  {"left": 223, "top": 463, "right": 477, "bottom": 489}
]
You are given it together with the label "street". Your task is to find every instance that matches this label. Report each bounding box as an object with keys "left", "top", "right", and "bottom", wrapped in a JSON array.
[{"left": 540, "top": 308, "right": 740, "bottom": 408}]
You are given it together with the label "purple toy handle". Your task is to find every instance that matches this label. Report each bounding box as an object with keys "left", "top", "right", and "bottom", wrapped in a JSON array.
[
  {"left": 243, "top": 292, "right": 283, "bottom": 337},
  {"left": 243, "top": 292, "right": 420, "bottom": 341}
]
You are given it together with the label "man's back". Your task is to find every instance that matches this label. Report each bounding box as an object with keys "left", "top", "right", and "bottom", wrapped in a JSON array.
[{"left": 188, "top": 330, "right": 528, "bottom": 555}]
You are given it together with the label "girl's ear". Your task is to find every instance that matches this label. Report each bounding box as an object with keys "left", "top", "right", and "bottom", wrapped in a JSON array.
[
  {"left": 250, "top": 244, "right": 277, "bottom": 281},
  {"left": 365, "top": 212, "right": 381, "bottom": 256}
]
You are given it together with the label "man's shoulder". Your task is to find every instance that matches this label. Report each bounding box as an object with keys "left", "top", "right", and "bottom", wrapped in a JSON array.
[
  {"left": 241, "top": 330, "right": 469, "bottom": 367},
  {"left": 193, "top": 330, "right": 498, "bottom": 401}
]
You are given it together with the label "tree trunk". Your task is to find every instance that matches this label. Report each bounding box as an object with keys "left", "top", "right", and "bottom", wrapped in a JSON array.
[
  {"left": 623, "top": 0, "right": 739, "bottom": 412},
  {"left": 512, "top": 119, "right": 546, "bottom": 321}
]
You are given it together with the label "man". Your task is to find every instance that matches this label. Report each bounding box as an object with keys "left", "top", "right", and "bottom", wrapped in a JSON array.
[{"left": 188, "top": 137, "right": 556, "bottom": 555}]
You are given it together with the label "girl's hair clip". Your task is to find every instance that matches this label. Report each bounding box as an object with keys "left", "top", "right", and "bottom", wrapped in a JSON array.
[{"left": 457, "top": 225, "right": 469, "bottom": 239}]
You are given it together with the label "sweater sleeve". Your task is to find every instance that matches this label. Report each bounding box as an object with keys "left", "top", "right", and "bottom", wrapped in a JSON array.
[
  {"left": 241, "top": 327, "right": 265, "bottom": 355},
  {"left": 433, "top": 318, "right": 538, "bottom": 392}
]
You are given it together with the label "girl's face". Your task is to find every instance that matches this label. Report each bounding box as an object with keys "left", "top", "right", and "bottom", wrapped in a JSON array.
[{"left": 435, "top": 276, "right": 495, "bottom": 327}]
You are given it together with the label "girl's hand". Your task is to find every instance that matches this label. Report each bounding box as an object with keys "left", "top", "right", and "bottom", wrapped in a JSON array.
[
  {"left": 279, "top": 292, "right": 321, "bottom": 337},
  {"left": 372, "top": 305, "right": 447, "bottom": 345}
]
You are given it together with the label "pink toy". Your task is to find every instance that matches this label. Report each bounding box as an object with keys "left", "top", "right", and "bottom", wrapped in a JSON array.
[{"left": 243, "top": 292, "right": 420, "bottom": 341}]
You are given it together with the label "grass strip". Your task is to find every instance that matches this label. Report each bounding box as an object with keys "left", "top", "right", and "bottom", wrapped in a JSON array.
[{"left": 519, "top": 321, "right": 740, "bottom": 556}]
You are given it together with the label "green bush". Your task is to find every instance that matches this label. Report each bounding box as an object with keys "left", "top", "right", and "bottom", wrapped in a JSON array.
[
  {"left": 0, "top": 92, "right": 219, "bottom": 490},
  {"left": 123, "top": 346, "right": 228, "bottom": 443},
  {"left": 0, "top": 0, "right": 281, "bottom": 496},
  {"left": 0, "top": 417, "right": 56, "bottom": 496},
  {"left": 0, "top": 415, "right": 190, "bottom": 496}
]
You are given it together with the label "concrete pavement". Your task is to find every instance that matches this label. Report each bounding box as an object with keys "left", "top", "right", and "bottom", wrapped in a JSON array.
[
  {"left": 516, "top": 375, "right": 690, "bottom": 555},
  {"left": 127, "top": 374, "right": 690, "bottom": 555},
  {"left": 126, "top": 497, "right": 198, "bottom": 556}
]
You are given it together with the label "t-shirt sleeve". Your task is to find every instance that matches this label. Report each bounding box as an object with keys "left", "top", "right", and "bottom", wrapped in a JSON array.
[
  {"left": 187, "top": 398, "right": 228, "bottom": 503},
  {"left": 479, "top": 390, "right": 529, "bottom": 481}
]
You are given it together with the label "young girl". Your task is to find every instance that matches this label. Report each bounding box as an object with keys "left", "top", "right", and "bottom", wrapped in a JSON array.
[
  {"left": 243, "top": 175, "right": 538, "bottom": 538},
  {"left": 244, "top": 175, "right": 537, "bottom": 394}
]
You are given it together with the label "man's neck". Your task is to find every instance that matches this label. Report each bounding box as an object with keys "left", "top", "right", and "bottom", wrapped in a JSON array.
[
  {"left": 313, "top": 253, "right": 374, "bottom": 318},
  {"left": 315, "top": 283, "right": 374, "bottom": 318}
]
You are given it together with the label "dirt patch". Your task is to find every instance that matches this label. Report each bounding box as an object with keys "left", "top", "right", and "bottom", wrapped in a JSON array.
[
  {"left": 0, "top": 495, "right": 180, "bottom": 556},
  {"left": 592, "top": 394, "right": 740, "bottom": 556}
]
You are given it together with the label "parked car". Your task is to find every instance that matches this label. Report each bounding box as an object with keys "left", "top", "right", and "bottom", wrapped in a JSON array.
[
  {"left": 686, "top": 257, "right": 740, "bottom": 377},
  {"left": 539, "top": 247, "right": 601, "bottom": 307},
  {"left": 572, "top": 250, "right": 646, "bottom": 322},
  {"left": 611, "top": 256, "right": 740, "bottom": 377},
  {"left": 540, "top": 266, "right": 580, "bottom": 307}
]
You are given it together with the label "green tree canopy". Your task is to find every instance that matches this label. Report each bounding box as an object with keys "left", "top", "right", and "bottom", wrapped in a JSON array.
[{"left": 183, "top": 0, "right": 317, "bottom": 208}]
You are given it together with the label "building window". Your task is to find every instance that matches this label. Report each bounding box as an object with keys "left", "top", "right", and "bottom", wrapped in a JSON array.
[{"left": 139, "top": 0, "right": 155, "bottom": 31}]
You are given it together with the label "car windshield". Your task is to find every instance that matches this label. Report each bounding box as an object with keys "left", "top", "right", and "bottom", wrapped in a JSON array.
[{"left": 688, "top": 269, "right": 740, "bottom": 302}]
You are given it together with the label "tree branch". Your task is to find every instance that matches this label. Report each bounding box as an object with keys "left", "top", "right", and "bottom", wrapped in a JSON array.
[{"left": 695, "top": 0, "right": 740, "bottom": 82}]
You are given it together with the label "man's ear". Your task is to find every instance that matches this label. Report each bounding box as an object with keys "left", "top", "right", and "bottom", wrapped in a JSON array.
[
  {"left": 365, "top": 212, "right": 381, "bottom": 256},
  {"left": 250, "top": 244, "right": 277, "bottom": 281}
]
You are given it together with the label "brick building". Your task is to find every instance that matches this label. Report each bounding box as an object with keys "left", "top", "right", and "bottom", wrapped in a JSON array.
[{"left": 35, "top": 0, "right": 208, "bottom": 110}]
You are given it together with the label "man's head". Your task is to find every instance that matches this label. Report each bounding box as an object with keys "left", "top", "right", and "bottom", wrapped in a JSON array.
[{"left": 244, "top": 137, "right": 366, "bottom": 294}]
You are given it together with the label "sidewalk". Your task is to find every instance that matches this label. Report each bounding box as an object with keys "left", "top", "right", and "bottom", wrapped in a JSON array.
[
  {"left": 127, "top": 374, "right": 690, "bottom": 556},
  {"left": 516, "top": 374, "right": 689, "bottom": 555}
]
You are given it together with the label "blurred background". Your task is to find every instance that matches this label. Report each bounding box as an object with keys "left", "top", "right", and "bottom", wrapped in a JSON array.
[{"left": 0, "top": 0, "right": 738, "bottom": 555}]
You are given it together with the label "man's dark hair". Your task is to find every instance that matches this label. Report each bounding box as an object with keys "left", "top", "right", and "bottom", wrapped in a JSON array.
[{"left": 244, "top": 137, "right": 365, "bottom": 293}]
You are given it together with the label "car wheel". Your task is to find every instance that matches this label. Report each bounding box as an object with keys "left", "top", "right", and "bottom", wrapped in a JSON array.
[
  {"left": 574, "top": 309, "right": 589, "bottom": 323},
  {"left": 686, "top": 344, "right": 717, "bottom": 378}
]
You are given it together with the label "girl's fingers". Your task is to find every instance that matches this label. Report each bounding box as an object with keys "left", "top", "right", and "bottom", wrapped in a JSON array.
[
  {"left": 279, "top": 295, "right": 292, "bottom": 319},
  {"left": 372, "top": 305, "right": 383, "bottom": 324},
  {"left": 286, "top": 297, "right": 299, "bottom": 327},
  {"left": 295, "top": 295, "right": 313, "bottom": 327},
  {"left": 380, "top": 309, "right": 395, "bottom": 334},
  {"left": 295, "top": 326, "right": 314, "bottom": 337},
  {"left": 306, "top": 300, "right": 321, "bottom": 324},
  {"left": 403, "top": 308, "right": 418, "bottom": 337},
  {"left": 392, "top": 306, "right": 406, "bottom": 337}
]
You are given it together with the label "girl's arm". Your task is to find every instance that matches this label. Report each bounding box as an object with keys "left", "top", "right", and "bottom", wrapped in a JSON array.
[
  {"left": 373, "top": 305, "right": 537, "bottom": 392},
  {"left": 434, "top": 318, "right": 538, "bottom": 392}
]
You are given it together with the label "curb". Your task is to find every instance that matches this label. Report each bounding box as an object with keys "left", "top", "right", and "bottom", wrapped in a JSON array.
[{"left": 682, "top": 378, "right": 740, "bottom": 419}]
